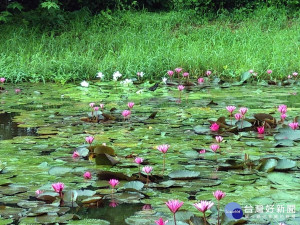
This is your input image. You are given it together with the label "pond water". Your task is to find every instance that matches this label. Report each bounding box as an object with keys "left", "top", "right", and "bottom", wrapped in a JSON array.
[{"left": 0, "top": 81, "right": 299, "bottom": 225}]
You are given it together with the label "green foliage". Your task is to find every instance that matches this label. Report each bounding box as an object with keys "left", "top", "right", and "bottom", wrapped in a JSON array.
[
  {"left": 40, "top": 1, "right": 60, "bottom": 10},
  {"left": 0, "top": 11, "right": 12, "bottom": 22},
  {"left": 0, "top": 8, "right": 300, "bottom": 83},
  {"left": 7, "top": 2, "right": 24, "bottom": 11}
]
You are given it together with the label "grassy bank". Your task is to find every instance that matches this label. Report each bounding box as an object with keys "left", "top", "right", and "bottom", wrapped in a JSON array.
[{"left": 0, "top": 7, "right": 299, "bottom": 83}]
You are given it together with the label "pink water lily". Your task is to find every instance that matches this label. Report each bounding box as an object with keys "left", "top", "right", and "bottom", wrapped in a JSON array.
[
  {"left": 199, "top": 149, "right": 206, "bottom": 154},
  {"left": 85, "top": 136, "right": 94, "bottom": 145},
  {"left": 249, "top": 69, "right": 254, "bottom": 73},
  {"left": 210, "top": 123, "right": 219, "bottom": 132},
  {"left": 122, "top": 110, "right": 131, "bottom": 120},
  {"left": 267, "top": 69, "right": 272, "bottom": 74},
  {"left": 288, "top": 75, "right": 292, "bottom": 79},
  {"left": 100, "top": 103, "right": 104, "bottom": 109},
  {"left": 167, "top": 70, "right": 174, "bottom": 77},
  {"left": 210, "top": 144, "right": 220, "bottom": 152},
  {"left": 257, "top": 126, "right": 265, "bottom": 134},
  {"left": 157, "top": 144, "right": 170, "bottom": 175},
  {"left": 109, "top": 179, "right": 119, "bottom": 188},
  {"left": 215, "top": 136, "right": 223, "bottom": 143},
  {"left": 235, "top": 113, "right": 242, "bottom": 121},
  {"left": 278, "top": 105, "right": 287, "bottom": 114},
  {"left": 166, "top": 199, "right": 184, "bottom": 225},
  {"left": 213, "top": 190, "right": 226, "bottom": 225},
  {"left": 175, "top": 68, "right": 182, "bottom": 73},
  {"left": 135, "top": 157, "right": 143, "bottom": 164},
  {"left": 194, "top": 201, "right": 214, "bottom": 225},
  {"left": 15, "top": 88, "right": 21, "bottom": 94},
  {"left": 83, "top": 171, "right": 92, "bottom": 179},
  {"left": 226, "top": 105, "right": 236, "bottom": 114},
  {"left": 239, "top": 107, "right": 248, "bottom": 115},
  {"left": 293, "top": 72, "right": 298, "bottom": 76},
  {"left": 206, "top": 70, "right": 212, "bottom": 76},
  {"left": 93, "top": 106, "right": 99, "bottom": 111},
  {"left": 178, "top": 85, "right": 184, "bottom": 91},
  {"left": 52, "top": 182, "right": 64, "bottom": 198},
  {"left": 0, "top": 78, "right": 5, "bottom": 83},
  {"left": 281, "top": 113, "right": 287, "bottom": 121},
  {"left": 198, "top": 77, "right": 204, "bottom": 84},
  {"left": 155, "top": 218, "right": 168, "bottom": 225},
  {"left": 213, "top": 190, "right": 226, "bottom": 200},
  {"left": 142, "top": 166, "right": 153, "bottom": 187},
  {"left": 128, "top": 102, "right": 135, "bottom": 109},
  {"left": 35, "top": 190, "right": 43, "bottom": 195},
  {"left": 72, "top": 151, "right": 80, "bottom": 159},
  {"left": 182, "top": 72, "right": 189, "bottom": 77},
  {"left": 89, "top": 102, "right": 95, "bottom": 108},
  {"left": 289, "top": 122, "right": 299, "bottom": 130}
]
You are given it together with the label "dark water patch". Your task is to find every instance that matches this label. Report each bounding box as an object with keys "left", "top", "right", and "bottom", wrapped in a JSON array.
[
  {"left": 73, "top": 200, "right": 143, "bottom": 224},
  {"left": 0, "top": 112, "right": 37, "bottom": 140}
]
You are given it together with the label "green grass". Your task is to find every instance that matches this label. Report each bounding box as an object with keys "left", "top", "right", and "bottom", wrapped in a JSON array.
[{"left": 0, "top": 7, "right": 299, "bottom": 83}]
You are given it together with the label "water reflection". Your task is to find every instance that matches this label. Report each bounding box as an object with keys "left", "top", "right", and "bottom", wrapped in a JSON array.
[{"left": 0, "top": 112, "right": 37, "bottom": 140}]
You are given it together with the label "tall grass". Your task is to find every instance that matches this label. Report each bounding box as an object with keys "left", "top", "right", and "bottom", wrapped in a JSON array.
[{"left": 0, "top": 7, "right": 299, "bottom": 83}]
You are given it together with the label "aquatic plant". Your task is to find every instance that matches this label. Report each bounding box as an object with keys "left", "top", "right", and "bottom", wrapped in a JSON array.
[
  {"left": 167, "top": 70, "right": 174, "bottom": 81},
  {"left": 289, "top": 122, "right": 299, "bottom": 130},
  {"left": 157, "top": 144, "right": 170, "bottom": 175},
  {"left": 210, "top": 123, "right": 219, "bottom": 132},
  {"left": 128, "top": 102, "right": 135, "bottom": 109},
  {"left": 80, "top": 81, "right": 89, "bottom": 87},
  {"left": 226, "top": 105, "right": 236, "bottom": 125},
  {"left": 257, "top": 126, "right": 265, "bottom": 134},
  {"left": 83, "top": 171, "right": 92, "bottom": 179},
  {"left": 72, "top": 151, "right": 80, "bottom": 159},
  {"left": 213, "top": 190, "right": 226, "bottom": 225},
  {"left": 142, "top": 166, "right": 153, "bottom": 187},
  {"left": 210, "top": 144, "right": 220, "bottom": 153},
  {"left": 52, "top": 182, "right": 64, "bottom": 199},
  {"left": 155, "top": 217, "right": 168, "bottom": 225},
  {"left": 206, "top": 70, "right": 212, "bottom": 76},
  {"left": 122, "top": 110, "right": 131, "bottom": 121},
  {"left": 165, "top": 199, "right": 184, "bottom": 225},
  {"left": 193, "top": 200, "right": 214, "bottom": 225},
  {"left": 215, "top": 136, "right": 223, "bottom": 143},
  {"left": 85, "top": 136, "right": 94, "bottom": 146},
  {"left": 134, "top": 157, "right": 144, "bottom": 178},
  {"left": 198, "top": 77, "right": 204, "bottom": 84},
  {"left": 109, "top": 179, "right": 119, "bottom": 193}
]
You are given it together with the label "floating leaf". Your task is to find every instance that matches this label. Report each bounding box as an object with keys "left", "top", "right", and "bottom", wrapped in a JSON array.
[
  {"left": 169, "top": 170, "right": 200, "bottom": 179},
  {"left": 122, "top": 181, "right": 144, "bottom": 191},
  {"left": 275, "top": 159, "right": 296, "bottom": 171}
]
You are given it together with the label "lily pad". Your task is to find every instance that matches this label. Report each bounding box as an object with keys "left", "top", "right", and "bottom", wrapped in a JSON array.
[
  {"left": 122, "top": 181, "right": 144, "bottom": 191},
  {"left": 275, "top": 159, "right": 297, "bottom": 171},
  {"left": 169, "top": 170, "right": 200, "bottom": 179}
]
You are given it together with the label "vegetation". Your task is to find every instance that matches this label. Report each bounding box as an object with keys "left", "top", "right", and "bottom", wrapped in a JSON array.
[{"left": 0, "top": 1, "right": 299, "bottom": 83}]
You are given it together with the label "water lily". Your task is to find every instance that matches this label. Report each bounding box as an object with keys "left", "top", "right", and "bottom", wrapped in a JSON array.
[
  {"left": 249, "top": 69, "right": 254, "bottom": 73},
  {"left": 198, "top": 77, "right": 204, "bottom": 84},
  {"left": 226, "top": 105, "right": 236, "bottom": 125},
  {"left": 215, "top": 136, "right": 223, "bottom": 143},
  {"left": 281, "top": 113, "right": 287, "bottom": 121},
  {"left": 109, "top": 179, "right": 119, "bottom": 188},
  {"left": 85, "top": 136, "right": 94, "bottom": 145},
  {"left": 155, "top": 218, "right": 168, "bottom": 225},
  {"left": 278, "top": 105, "right": 287, "bottom": 114},
  {"left": 210, "top": 123, "right": 219, "bottom": 132},
  {"left": 210, "top": 144, "right": 220, "bottom": 152},
  {"left": 35, "top": 190, "right": 43, "bottom": 195},
  {"left": 235, "top": 113, "right": 242, "bottom": 121},
  {"left": 239, "top": 107, "right": 248, "bottom": 116},
  {"left": 0, "top": 78, "right": 5, "bottom": 83},
  {"left": 120, "top": 79, "right": 133, "bottom": 86},
  {"left": 72, "top": 151, "right": 80, "bottom": 159},
  {"left": 289, "top": 122, "right": 299, "bottom": 130},
  {"left": 157, "top": 144, "right": 170, "bottom": 175},
  {"left": 267, "top": 69, "right": 272, "bottom": 74},
  {"left": 15, "top": 88, "right": 21, "bottom": 94},
  {"left": 122, "top": 110, "right": 131, "bottom": 121},
  {"left": 162, "top": 77, "right": 168, "bottom": 84},
  {"left": 206, "top": 70, "right": 212, "bottom": 76},
  {"left": 83, "top": 171, "right": 92, "bottom": 179},
  {"left": 199, "top": 149, "right": 206, "bottom": 154},
  {"left": 113, "top": 71, "right": 122, "bottom": 81},
  {"left": 194, "top": 201, "right": 214, "bottom": 225},
  {"left": 52, "top": 182, "right": 64, "bottom": 198},
  {"left": 80, "top": 81, "right": 89, "bottom": 87},
  {"left": 165, "top": 199, "right": 184, "bottom": 225},
  {"left": 293, "top": 72, "right": 298, "bottom": 77},
  {"left": 128, "top": 102, "right": 135, "bottom": 109},
  {"left": 96, "top": 72, "right": 104, "bottom": 79},
  {"left": 142, "top": 166, "right": 153, "bottom": 187},
  {"left": 167, "top": 70, "right": 174, "bottom": 81},
  {"left": 257, "top": 126, "right": 265, "bottom": 134},
  {"left": 213, "top": 190, "right": 226, "bottom": 225},
  {"left": 135, "top": 157, "right": 144, "bottom": 178}
]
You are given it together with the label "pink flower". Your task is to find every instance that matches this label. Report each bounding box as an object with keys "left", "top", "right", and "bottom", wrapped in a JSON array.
[
  {"left": 210, "top": 123, "right": 219, "bottom": 132},
  {"left": 93, "top": 107, "right": 99, "bottom": 111},
  {"left": 257, "top": 126, "right": 265, "bottom": 134},
  {"left": 182, "top": 72, "right": 189, "bottom": 77},
  {"left": 215, "top": 136, "right": 223, "bottom": 143},
  {"left": 100, "top": 103, "right": 104, "bottom": 109},
  {"left": 226, "top": 106, "right": 236, "bottom": 114},
  {"left": 157, "top": 144, "right": 170, "bottom": 154},
  {"left": 253, "top": 72, "right": 258, "bottom": 77},
  {"left": 206, "top": 70, "right": 212, "bottom": 76},
  {"left": 281, "top": 114, "right": 287, "bottom": 121},
  {"left": 249, "top": 69, "right": 254, "bottom": 73},
  {"left": 239, "top": 107, "right": 248, "bottom": 115},
  {"left": 83, "top": 171, "right": 92, "bottom": 179},
  {"left": 35, "top": 190, "right": 43, "bottom": 195},
  {"left": 213, "top": 190, "right": 226, "bottom": 200},
  {"left": 210, "top": 144, "right": 220, "bottom": 152},
  {"left": 178, "top": 85, "right": 185, "bottom": 91},
  {"left": 109, "top": 199, "right": 118, "bottom": 207},
  {"left": 109, "top": 179, "right": 119, "bottom": 188},
  {"left": 194, "top": 200, "right": 214, "bottom": 213},
  {"left": 199, "top": 149, "right": 206, "bottom": 154},
  {"left": 142, "top": 204, "right": 152, "bottom": 210},
  {"left": 235, "top": 113, "right": 242, "bottom": 120},
  {"left": 72, "top": 151, "right": 80, "bottom": 159},
  {"left": 293, "top": 72, "right": 298, "bottom": 76},
  {"left": 165, "top": 199, "right": 184, "bottom": 214},
  {"left": 128, "top": 102, "right": 135, "bottom": 109},
  {"left": 167, "top": 70, "right": 174, "bottom": 77},
  {"left": 288, "top": 75, "right": 292, "bottom": 79},
  {"left": 267, "top": 69, "right": 272, "bottom": 74},
  {"left": 175, "top": 68, "right": 182, "bottom": 73},
  {"left": 122, "top": 110, "right": 131, "bottom": 119},
  {"left": 278, "top": 105, "right": 287, "bottom": 114},
  {"left": 85, "top": 136, "right": 94, "bottom": 145},
  {"left": 289, "top": 122, "right": 299, "bottom": 130},
  {"left": 15, "top": 89, "right": 21, "bottom": 94},
  {"left": 0, "top": 78, "right": 5, "bottom": 83},
  {"left": 198, "top": 77, "right": 204, "bottom": 84},
  {"left": 155, "top": 218, "right": 168, "bottom": 225},
  {"left": 89, "top": 102, "right": 95, "bottom": 108},
  {"left": 134, "top": 157, "right": 144, "bottom": 164},
  {"left": 52, "top": 182, "right": 64, "bottom": 193},
  {"left": 142, "top": 166, "right": 153, "bottom": 174}
]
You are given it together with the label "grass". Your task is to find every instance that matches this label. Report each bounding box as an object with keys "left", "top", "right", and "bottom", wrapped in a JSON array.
[{"left": 0, "top": 6, "right": 299, "bottom": 83}]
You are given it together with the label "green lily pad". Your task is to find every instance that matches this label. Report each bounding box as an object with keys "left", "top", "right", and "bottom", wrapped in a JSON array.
[
  {"left": 122, "top": 181, "right": 144, "bottom": 191},
  {"left": 274, "top": 139, "right": 295, "bottom": 147},
  {"left": 169, "top": 170, "right": 200, "bottom": 179},
  {"left": 193, "top": 125, "right": 210, "bottom": 134},
  {"left": 259, "top": 158, "right": 278, "bottom": 172},
  {"left": 275, "top": 128, "right": 300, "bottom": 141},
  {"left": 275, "top": 159, "right": 297, "bottom": 171}
]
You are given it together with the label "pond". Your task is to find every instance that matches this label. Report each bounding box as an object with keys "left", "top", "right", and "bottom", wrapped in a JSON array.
[{"left": 0, "top": 81, "right": 299, "bottom": 225}]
